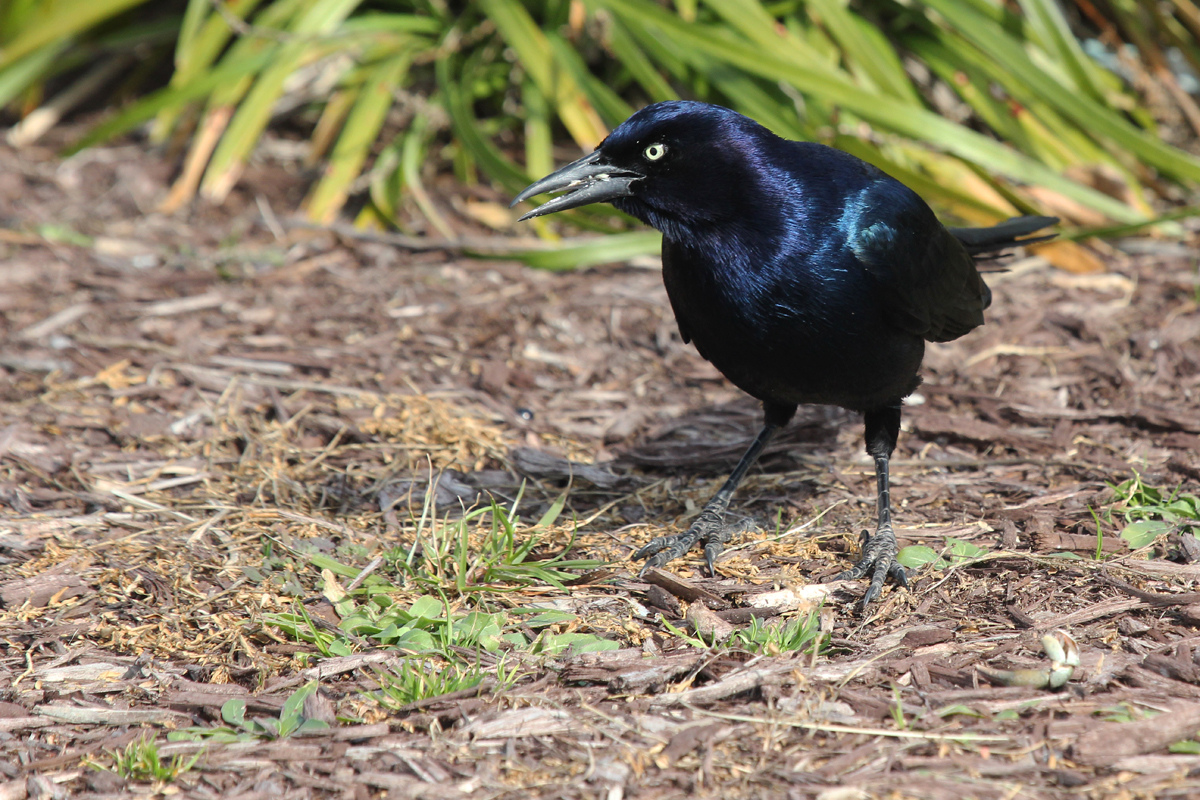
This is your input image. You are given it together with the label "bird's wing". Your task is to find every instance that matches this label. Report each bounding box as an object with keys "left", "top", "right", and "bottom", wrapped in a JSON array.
[
  {"left": 661, "top": 241, "right": 692, "bottom": 344},
  {"left": 846, "top": 179, "right": 987, "bottom": 343}
]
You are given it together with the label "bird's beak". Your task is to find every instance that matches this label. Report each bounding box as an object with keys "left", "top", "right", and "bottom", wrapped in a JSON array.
[{"left": 510, "top": 150, "right": 640, "bottom": 221}]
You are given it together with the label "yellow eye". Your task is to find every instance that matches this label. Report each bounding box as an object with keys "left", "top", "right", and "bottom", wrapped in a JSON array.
[{"left": 643, "top": 143, "right": 667, "bottom": 161}]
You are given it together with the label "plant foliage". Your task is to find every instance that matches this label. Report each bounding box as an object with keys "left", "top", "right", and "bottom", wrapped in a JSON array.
[{"left": 5, "top": 0, "right": 1200, "bottom": 267}]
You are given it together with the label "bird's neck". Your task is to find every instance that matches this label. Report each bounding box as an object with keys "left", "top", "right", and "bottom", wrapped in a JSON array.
[
  {"left": 662, "top": 211, "right": 803, "bottom": 278},
  {"left": 615, "top": 183, "right": 809, "bottom": 274}
]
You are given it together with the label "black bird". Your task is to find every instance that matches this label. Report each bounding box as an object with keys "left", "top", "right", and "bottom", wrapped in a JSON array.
[{"left": 512, "top": 101, "right": 1055, "bottom": 608}]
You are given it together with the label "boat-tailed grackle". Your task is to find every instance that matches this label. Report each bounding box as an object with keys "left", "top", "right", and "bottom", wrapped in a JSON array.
[{"left": 512, "top": 101, "right": 1055, "bottom": 609}]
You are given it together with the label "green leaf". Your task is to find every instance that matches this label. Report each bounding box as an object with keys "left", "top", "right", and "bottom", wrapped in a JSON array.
[
  {"left": 918, "top": 0, "right": 1200, "bottom": 183},
  {"left": 252, "top": 717, "right": 280, "bottom": 737},
  {"left": 407, "top": 595, "right": 445, "bottom": 620},
  {"left": 296, "top": 718, "right": 331, "bottom": 734},
  {"left": 68, "top": 47, "right": 277, "bottom": 153},
  {"left": 486, "top": 231, "right": 662, "bottom": 271},
  {"left": 437, "top": 55, "right": 530, "bottom": 192},
  {"left": 200, "top": 0, "right": 363, "bottom": 201},
  {"left": 0, "top": 0, "right": 151, "bottom": 71},
  {"left": 945, "top": 537, "right": 989, "bottom": 563},
  {"left": 1016, "top": 0, "right": 1114, "bottom": 104},
  {"left": 0, "top": 39, "right": 67, "bottom": 108},
  {"left": 522, "top": 80, "right": 554, "bottom": 185},
  {"left": 479, "top": 0, "right": 606, "bottom": 147},
  {"left": 539, "top": 632, "right": 619, "bottom": 655},
  {"left": 897, "top": 545, "right": 942, "bottom": 570},
  {"left": 524, "top": 610, "right": 577, "bottom": 628},
  {"left": 1167, "top": 498, "right": 1200, "bottom": 520},
  {"left": 221, "top": 699, "right": 247, "bottom": 727},
  {"left": 1121, "top": 520, "right": 1170, "bottom": 548},
  {"left": 536, "top": 493, "right": 569, "bottom": 529},
  {"left": 936, "top": 704, "right": 984, "bottom": 718},
  {"left": 569, "top": 636, "right": 622, "bottom": 654},
  {"left": 281, "top": 683, "right": 317, "bottom": 726},
  {"left": 37, "top": 224, "right": 92, "bottom": 246},
  {"left": 807, "top": 0, "right": 920, "bottom": 104},
  {"left": 309, "top": 554, "right": 359, "bottom": 579},
  {"left": 394, "top": 628, "right": 436, "bottom": 650},
  {"left": 306, "top": 48, "right": 416, "bottom": 222},
  {"left": 590, "top": 0, "right": 1148, "bottom": 222},
  {"left": 548, "top": 32, "right": 635, "bottom": 127},
  {"left": 605, "top": 17, "right": 676, "bottom": 103}
]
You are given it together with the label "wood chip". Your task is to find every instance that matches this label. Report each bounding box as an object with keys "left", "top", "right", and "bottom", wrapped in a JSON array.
[
  {"left": 460, "top": 707, "right": 579, "bottom": 739},
  {"left": 648, "top": 664, "right": 791, "bottom": 707},
  {"left": 1072, "top": 703, "right": 1200, "bottom": 765},
  {"left": 686, "top": 603, "right": 734, "bottom": 640},
  {"left": 34, "top": 706, "right": 192, "bottom": 725},
  {"left": 641, "top": 569, "right": 729, "bottom": 609}
]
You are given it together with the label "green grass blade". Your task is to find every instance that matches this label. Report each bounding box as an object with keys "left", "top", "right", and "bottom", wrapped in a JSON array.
[
  {"left": 307, "top": 84, "right": 359, "bottom": 164},
  {"left": 339, "top": 12, "right": 442, "bottom": 35},
  {"left": 589, "top": 0, "right": 1148, "bottom": 221},
  {"left": 702, "top": 0, "right": 842, "bottom": 76},
  {"left": 605, "top": 17, "right": 677, "bottom": 102},
  {"left": 523, "top": 80, "right": 554, "bottom": 184},
  {"left": 401, "top": 112, "right": 456, "bottom": 239},
  {"left": 153, "top": 0, "right": 265, "bottom": 142},
  {"left": 834, "top": 136, "right": 1017, "bottom": 221},
  {"left": 67, "top": 48, "right": 276, "bottom": 153},
  {"left": 167, "top": 0, "right": 309, "bottom": 133},
  {"left": 706, "top": 68, "right": 808, "bottom": 138},
  {"left": 908, "top": 34, "right": 1030, "bottom": 148},
  {"left": 604, "top": 0, "right": 1144, "bottom": 220},
  {"left": 548, "top": 32, "right": 634, "bottom": 127},
  {"left": 1017, "top": 0, "right": 1114, "bottom": 103},
  {"left": 481, "top": 230, "right": 661, "bottom": 271},
  {"left": 305, "top": 49, "right": 413, "bottom": 222},
  {"left": 437, "top": 55, "right": 531, "bottom": 191},
  {"left": 0, "top": 38, "right": 66, "bottom": 107},
  {"left": 919, "top": 0, "right": 1200, "bottom": 183},
  {"left": 176, "top": 0, "right": 215, "bottom": 72},
  {"left": 536, "top": 493, "right": 568, "bottom": 528},
  {"left": 807, "top": 0, "right": 920, "bottom": 103},
  {"left": 0, "top": 0, "right": 151, "bottom": 71},
  {"left": 479, "top": 0, "right": 606, "bottom": 147},
  {"left": 200, "top": 0, "right": 363, "bottom": 201}
]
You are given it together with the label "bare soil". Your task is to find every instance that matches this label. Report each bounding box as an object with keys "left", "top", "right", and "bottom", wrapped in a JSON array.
[{"left": 3, "top": 135, "right": 1200, "bottom": 800}]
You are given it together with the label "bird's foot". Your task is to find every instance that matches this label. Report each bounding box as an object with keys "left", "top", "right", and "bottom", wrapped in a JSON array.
[
  {"left": 834, "top": 522, "right": 908, "bottom": 609},
  {"left": 633, "top": 508, "right": 733, "bottom": 576}
]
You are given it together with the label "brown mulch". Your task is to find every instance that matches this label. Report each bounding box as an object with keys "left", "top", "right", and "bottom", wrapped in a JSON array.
[{"left": 2, "top": 133, "right": 1200, "bottom": 800}]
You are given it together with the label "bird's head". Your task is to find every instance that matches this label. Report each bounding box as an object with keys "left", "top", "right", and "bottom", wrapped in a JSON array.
[{"left": 511, "top": 101, "right": 781, "bottom": 239}]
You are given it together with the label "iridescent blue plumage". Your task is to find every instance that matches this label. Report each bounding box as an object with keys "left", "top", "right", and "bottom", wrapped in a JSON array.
[{"left": 513, "top": 101, "right": 1056, "bottom": 610}]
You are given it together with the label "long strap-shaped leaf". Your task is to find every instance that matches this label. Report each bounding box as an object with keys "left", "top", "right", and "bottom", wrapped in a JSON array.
[
  {"left": 478, "top": 0, "right": 607, "bottom": 148},
  {"left": 919, "top": 0, "right": 1200, "bottom": 183},
  {"left": 590, "top": 0, "right": 1147, "bottom": 222},
  {"left": 806, "top": 0, "right": 921, "bottom": 105},
  {"left": 152, "top": 0, "right": 265, "bottom": 143},
  {"left": 305, "top": 48, "right": 416, "bottom": 223},
  {"left": 0, "top": 0, "right": 149, "bottom": 71},
  {"left": 200, "top": 0, "right": 363, "bottom": 202},
  {"left": 1016, "top": 0, "right": 1115, "bottom": 105}
]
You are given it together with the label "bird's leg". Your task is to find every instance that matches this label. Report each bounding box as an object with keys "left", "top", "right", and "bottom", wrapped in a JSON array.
[
  {"left": 634, "top": 403, "right": 795, "bottom": 576},
  {"left": 835, "top": 405, "right": 909, "bottom": 608}
]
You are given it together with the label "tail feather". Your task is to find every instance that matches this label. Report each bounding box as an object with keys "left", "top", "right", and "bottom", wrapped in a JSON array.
[{"left": 949, "top": 215, "right": 1059, "bottom": 256}]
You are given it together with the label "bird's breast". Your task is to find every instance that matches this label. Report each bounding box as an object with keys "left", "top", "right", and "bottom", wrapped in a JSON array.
[{"left": 661, "top": 239, "right": 925, "bottom": 411}]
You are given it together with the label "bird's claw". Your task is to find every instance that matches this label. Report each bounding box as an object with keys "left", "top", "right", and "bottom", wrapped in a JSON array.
[
  {"left": 833, "top": 523, "right": 907, "bottom": 609},
  {"left": 634, "top": 509, "right": 732, "bottom": 576}
]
